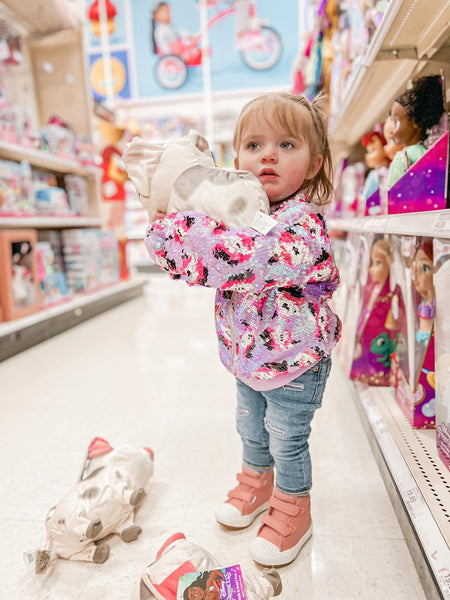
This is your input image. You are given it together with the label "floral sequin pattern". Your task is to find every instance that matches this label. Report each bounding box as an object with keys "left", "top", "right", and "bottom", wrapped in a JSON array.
[{"left": 145, "top": 193, "right": 341, "bottom": 387}]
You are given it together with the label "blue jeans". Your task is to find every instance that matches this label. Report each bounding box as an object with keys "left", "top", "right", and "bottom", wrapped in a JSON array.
[{"left": 236, "top": 357, "right": 332, "bottom": 495}]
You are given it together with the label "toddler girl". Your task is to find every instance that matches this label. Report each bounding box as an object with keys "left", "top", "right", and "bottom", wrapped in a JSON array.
[{"left": 145, "top": 92, "right": 341, "bottom": 566}]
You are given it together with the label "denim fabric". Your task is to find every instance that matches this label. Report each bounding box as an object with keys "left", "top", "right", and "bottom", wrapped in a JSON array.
[{"left": 236, "top": 356, "right": 332, "bottom": 495}]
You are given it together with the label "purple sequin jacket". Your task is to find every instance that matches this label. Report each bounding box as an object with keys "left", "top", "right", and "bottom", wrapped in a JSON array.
[{"left": 145, "top": 193, "right": 341, "bottom": 388}]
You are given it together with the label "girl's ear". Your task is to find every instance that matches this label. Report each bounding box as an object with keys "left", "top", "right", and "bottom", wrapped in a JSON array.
[
  {"left": 306, "top": 154, "right": 323, "bottom": 179},
  {"left": 234, "top": 156, "right": 239, "bottom": 169}
]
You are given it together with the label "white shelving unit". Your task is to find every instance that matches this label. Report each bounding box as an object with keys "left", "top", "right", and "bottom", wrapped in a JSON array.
[
  {"left": 0, "top": 140, "right": 101, "bottom": 177},
  {"left": 350, "top": 383, "right": 450, "bottom": 600},
  {"left": 329, "top": 210, "right": 450, "bottom": 239},
  {"left": 0, "top": 216, "right": 103, "bottom": 229},
  {"left": 0, "top": 4, "right": 145, "bottom": 350},
  {"left": 0, "top": 276, "right": 148, "bottom": 361},
  {"left": 328, "top": 2, "right": 450, "bottom": 597},
  {"left": 329, "top": 0, "right": 450, "bottom": 155}
]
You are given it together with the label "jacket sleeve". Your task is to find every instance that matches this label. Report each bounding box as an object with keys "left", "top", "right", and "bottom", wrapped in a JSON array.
[{"left": 144, "top": 207, "right": 339, "bottom": 294}]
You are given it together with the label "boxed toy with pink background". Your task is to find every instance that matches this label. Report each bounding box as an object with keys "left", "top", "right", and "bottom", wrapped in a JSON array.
[
  {"left": 434, "top": 238, "right": 450, "bottom": 469},
  {"left": 389, "top": 235, "right": 435, "bottom": 429}
]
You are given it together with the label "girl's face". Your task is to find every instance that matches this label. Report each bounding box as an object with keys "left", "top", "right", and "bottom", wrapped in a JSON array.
[
  {"left": 412, "top": 248, "right": 434, "bottom": 299},
  {"left": 235, "top": 114, "right": 322, "bottom": 203},
  {"left": 390, "top": 101, "right": 420, "bottom": 146}
]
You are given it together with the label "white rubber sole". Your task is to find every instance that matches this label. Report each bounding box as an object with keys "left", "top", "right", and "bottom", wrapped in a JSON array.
[
  {"left": 250, "top": 524, "right": 313, "bottom": 566},
  {"left": 215, "top": 501, "right": 269, "bottom": 529}
]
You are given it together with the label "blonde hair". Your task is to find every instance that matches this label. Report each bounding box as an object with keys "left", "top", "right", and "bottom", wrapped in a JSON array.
[{"left": 233, "top": 92, "right": 333, "bottom": 205}]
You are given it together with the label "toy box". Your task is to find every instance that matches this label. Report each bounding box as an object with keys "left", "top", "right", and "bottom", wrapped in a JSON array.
[
  {"left": 0, "top": 229, "right": 41, "bottom": 320},
  {"left": 434, "top": 238, "right": 450, "bottom": 469},
  {"left": 389, "top": 235, "right": 435, "bottom": 428},
  {"left": 35, "top": 241, "right": 69, "bottom": 306},
  {"left": 61, "top": 229, "right": 119, "bottom": 292},
  {"left": 387, "top": 132, "right": 448, "bottom": 214},
  {"left": 364, "top": 166, "right": 389, "bottom": 216},
  {"left": 177, "top": 566, "right": 246, "bottom": 600},
  {"left": 349, "top": 234, "right": 394, "bottom": 385},
  {"left": 0, "top": 160, "right": 33, "bottom": 215},
  {"left": 338, "top": 232, "right": 372, "bottom": 375}
]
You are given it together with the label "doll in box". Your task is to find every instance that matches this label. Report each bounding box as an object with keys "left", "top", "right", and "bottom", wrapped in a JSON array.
[
  {"left": 388, "top": 75, "right": 445, "bottom": 188},
  {"left": 434, "top": 240, "right": 450, "bottom": 469},
  {"left": 338, "top": 232, "right": 371, "bottom": 375},
  {"left": 136, "top": 532, "right": 282, "bottom": 600},
  {"left": 33, "top": 437, "right": 154, "bottom": 574},
  {"left": 11, "top": 240, "right": 36, "bottom": 308},
  {"left": 123, "top": 129, "right": 270, "bottom": 229},
  {"left": 412, "top": 240, "right": 435, "bottom": 345},
  {"left": 389, "top": 236, "right": 436, "bottom": 428},
  {"left": 361, "top": 130, "right": 390, "bottom": 201},
  {"left": 350, "top": 235, "right": 395, "bottom": 385},
  {"left": 382, "top": 114, "right": 404, "bottom": 162}
]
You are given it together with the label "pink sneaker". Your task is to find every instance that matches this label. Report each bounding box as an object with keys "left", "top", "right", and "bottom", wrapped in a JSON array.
[
  {"left": 215, "top": 465, "right": 274, "bottom": 529},
  {"left": 250, "top": 488, "right": 312, "bottom": 566}
]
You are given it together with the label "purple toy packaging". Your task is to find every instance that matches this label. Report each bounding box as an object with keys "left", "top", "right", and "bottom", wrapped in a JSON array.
[
  {"left": 177, "top": 566, "right": 247, "bottom": 600},
  {"left": 433, "top": 238, "right": 450, "bottom": 470},
  {"left": 389, "top": 236, "right": 435, "bottom": 429},
  {"left": 337, "top": 232, "right": 371, "bottom": 376},
  {"left": 337, "top": 232, "right": 394, "bottom": 385},
  {"left": 387, "top": 131, "right": 448, "bottom": 214},
  {"left": 349, "top": 234, "right": 394, "bottom": 385}
]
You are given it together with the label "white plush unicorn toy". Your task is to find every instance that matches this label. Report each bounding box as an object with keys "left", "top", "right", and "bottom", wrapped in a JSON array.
[
  {"left": 33, "top": 437, "right": 154, "bottom": 574},
  {"left": 123, "top": 130, "right": 270, "bottom": 229}
]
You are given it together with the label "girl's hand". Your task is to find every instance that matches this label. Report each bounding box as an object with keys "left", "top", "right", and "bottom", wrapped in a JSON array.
[{"left": 152, "top": 210, "right": 167, "bottom": 222}]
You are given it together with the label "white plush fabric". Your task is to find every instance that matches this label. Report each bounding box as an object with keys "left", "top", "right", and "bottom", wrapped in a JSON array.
[
  {"left": 123, "top": 130, "right": 270, "bottom": 229},
  {"left": 37, "top": 440, "right": 153, "bottom": 571}
]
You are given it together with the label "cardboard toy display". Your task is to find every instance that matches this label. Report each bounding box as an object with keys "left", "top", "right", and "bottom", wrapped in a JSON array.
[
  {"left": 0, "top": 229, "right": 40, "bottom": 320},
  {"left": 389, "top": 236, "right": 436, "bottom": 429},
  {"left": 434, "top": 238, "right": 450, "bottom": 469}
]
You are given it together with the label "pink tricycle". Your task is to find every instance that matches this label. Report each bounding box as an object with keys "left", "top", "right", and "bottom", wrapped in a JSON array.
[{"left": 152, "top": 0, "right": 283, "bottom": 89}]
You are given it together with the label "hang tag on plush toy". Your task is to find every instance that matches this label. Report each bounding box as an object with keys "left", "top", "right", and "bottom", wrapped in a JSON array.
[{"left": 250, "top": 211, "right": 278, "bottom": 234}]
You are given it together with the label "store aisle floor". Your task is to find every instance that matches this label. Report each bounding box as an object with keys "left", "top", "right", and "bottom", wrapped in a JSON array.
[{"left": 1, "top": 274, "right": 426, "bottom": 600}]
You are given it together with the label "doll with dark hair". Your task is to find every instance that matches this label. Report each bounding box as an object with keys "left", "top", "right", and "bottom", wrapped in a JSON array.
[
  {"left": 182, "top": 569, "right": 223, "bottom": 600},
  {"left": 388, "top": 74, "right": 445, "bottom": 188}
]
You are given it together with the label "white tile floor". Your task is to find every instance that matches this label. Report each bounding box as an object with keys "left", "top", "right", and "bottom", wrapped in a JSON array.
[{"left": 1, "top": 274, "right": 426, "bottom": 600}]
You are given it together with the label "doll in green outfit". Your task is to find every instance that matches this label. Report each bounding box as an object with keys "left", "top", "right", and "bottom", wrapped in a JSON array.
[{"left": 388, "top": 75, "right": 445, "bottom": 188}]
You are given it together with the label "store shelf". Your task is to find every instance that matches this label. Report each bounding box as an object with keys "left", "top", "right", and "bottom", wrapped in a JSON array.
[
  {"left": 0, "top": 276, "right": 148, "bottom": 362},
  {"left": 351, "top": 382, "right": 450, "bottom": 600},
  {"left": 0, "top": 0, "right": 82, "bottom": 35},
  {"left": 329, "top": 209, "right": 450, "bottom": 239},
  {"left": 329, "top": 0, "right": 450, "bottom": 150},
  {"left": 0, "top": 141, "right": 100, "bottom": 178},
  {"left": 0, "top": 216, "right": 103, "bottom": 229}
]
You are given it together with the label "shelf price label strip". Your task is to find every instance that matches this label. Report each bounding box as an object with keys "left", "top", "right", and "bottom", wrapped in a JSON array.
[{"left": 356, "top": 384, "right": 450, "bottom": 599}]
